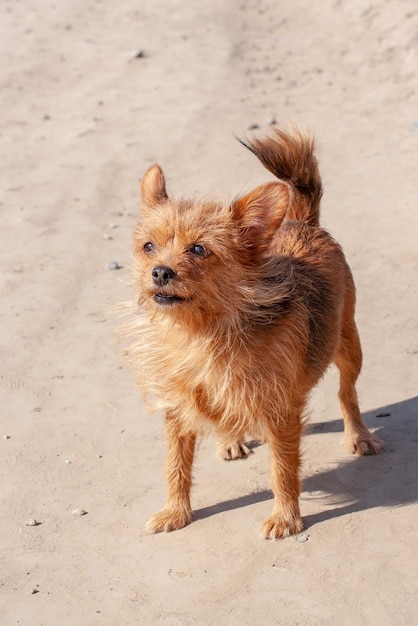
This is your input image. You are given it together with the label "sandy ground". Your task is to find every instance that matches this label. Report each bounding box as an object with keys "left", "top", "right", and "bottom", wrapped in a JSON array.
[{"left": 1, "top": 0, "right": 418, "bottom": 624}]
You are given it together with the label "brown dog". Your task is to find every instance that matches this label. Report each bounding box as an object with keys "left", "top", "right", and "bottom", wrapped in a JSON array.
[{"left": 125, "top": 125, "right": 383, "bottom": 539}]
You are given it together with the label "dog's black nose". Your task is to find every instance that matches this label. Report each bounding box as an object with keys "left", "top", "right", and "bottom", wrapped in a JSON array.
[{"left": 152, "top": 265, "right": 176, "bottom": 286}]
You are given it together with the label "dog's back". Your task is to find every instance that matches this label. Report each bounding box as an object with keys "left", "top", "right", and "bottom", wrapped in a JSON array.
[{"left": 238, "top": 127, "right": 349, "bottom": 381}]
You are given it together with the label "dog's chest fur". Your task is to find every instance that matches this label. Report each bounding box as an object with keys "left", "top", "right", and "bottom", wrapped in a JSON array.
[{"left": 139, "top": 313, "right": 306, "bottom": 435}]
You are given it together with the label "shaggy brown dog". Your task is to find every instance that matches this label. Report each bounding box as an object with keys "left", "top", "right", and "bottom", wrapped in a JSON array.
[{"left": 124, "top": 125, "right": 382, "bottom": 539}]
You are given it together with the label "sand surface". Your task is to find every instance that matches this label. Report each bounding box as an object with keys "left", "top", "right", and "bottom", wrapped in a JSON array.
[{"left": 1, "top": 1, "right": 418, "bottom": 624}]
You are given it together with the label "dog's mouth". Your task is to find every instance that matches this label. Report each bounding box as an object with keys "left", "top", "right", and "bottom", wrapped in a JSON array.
[{"left": 153, "top": 293, "right": 186, "bottom": 306}]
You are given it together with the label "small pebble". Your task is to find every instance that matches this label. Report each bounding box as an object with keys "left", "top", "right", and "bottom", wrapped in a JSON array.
[
  {"left": 296, "top": 533, "right": 309, "bottom": 543},
  {"left": 72, "top": 507, "right": 87, "bottom": 517},
  {"left": 4, "top": 435, "right": 10, "bottom": 440},
  {"left": 25, "top": 518, "right": 39, "bottom": 527},
  {"left": 30, "top": 588, "right": 39, "bottom": 595},
  {"left": 107, "top": 260, "right": 121, "bottom": 270},
  {"left": 132, "top": 49, "right": 146, "bottom": 59},
  {"left": 247, "top": 123, "right": 259, "bottom": 130},
  {"left": 65, "top": 459, "right": 72, "bottom": 464},
  {"left": 266, "top": 116, "right": 277, "bottom": 125},
  {"left": 103, "top": 233, "right": 113, "bottom": 240}
]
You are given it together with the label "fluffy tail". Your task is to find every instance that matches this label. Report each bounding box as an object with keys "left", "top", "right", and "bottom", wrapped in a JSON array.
[{"left": 238, "top": 125, "right": 322, "bottom": 226}]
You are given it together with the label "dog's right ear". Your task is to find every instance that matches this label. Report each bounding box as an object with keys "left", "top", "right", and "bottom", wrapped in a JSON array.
[{"left": 141, "top": 164, "right": 168, "bottom": 209}]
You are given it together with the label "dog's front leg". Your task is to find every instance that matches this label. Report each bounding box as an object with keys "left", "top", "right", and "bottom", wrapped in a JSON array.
[
  {"left": 146, "top": 410, "right": 196, "bottom": 533},
  {"left": 262, "top": 419, "right": 304, "bottom": 540}
]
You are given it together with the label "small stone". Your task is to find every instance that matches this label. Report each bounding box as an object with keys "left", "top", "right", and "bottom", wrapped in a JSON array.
[
  {"left": 132, "top": 49, "right": 146, "bottom": 59},
  {"left": 4, "top": 435, "right": 10, "bottom": 440},
  {"left": 103, "top": 233, "right": 113, "bottom": 240},
  {"left": 106, "top": 260, "right": 121, "bottom": 270},
  {"left": 266, "top": 115, "right": 277, "bottom": 125},
  {"left": 65, "top": 459, "right": 72, "bottom": 464},
  {"left": 25, "top": 518, "right": 39, "bottom": 527},
  {"left": 72, "top": 507, "right": 87, "bottom": 517},
  {"left": 31, "top": 588, "right": 39, "bottom": 594},
  {"left": 296, "top": 533, "right": 309, "bottom": 543},
  {"left": 247, "top": 123, "right": 259, "bottom": 130}
]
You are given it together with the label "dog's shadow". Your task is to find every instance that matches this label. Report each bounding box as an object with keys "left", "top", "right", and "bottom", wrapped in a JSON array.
[{"left": 194, "top": 396, "right": 418, "bottom": 528}]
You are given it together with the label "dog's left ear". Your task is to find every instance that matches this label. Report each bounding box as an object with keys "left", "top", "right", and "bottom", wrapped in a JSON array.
[
  {"left": 141, "top": 164, "right": 168, "bottom": 210},
  {"left": 232, "top": 181, "right": 291, "bottom": 254}
]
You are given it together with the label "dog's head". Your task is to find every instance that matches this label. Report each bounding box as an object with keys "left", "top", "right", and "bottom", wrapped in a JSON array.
[{"left": 134, "top": 163, "right": 291, "bottom": 323}]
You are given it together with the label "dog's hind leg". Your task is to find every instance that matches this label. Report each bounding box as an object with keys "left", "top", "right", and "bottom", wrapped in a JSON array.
[
  {"left": 217, "top": 431, "right": 252, "bottom": 460},
  {"left": 334, "top": 286, "right": 383, "bottom": 455},
  {"left": 146, "top": 410, "right": 196, "bottom": 533}
]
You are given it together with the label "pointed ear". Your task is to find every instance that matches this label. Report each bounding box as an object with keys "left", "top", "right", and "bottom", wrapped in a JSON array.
[
  {"left": 232, "top": 182, "right": 291, "bottom": 254},
  {"left": 141, "top": 164, "right": 168, "bottom": 209}
]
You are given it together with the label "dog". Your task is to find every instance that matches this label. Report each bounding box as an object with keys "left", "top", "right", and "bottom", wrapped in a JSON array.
[{"left": 124, "top": 125, "right": 383, "bottom": 539}]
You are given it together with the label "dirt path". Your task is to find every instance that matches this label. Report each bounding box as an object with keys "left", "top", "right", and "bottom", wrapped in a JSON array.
[{"left": 1, "top": 1, "right": 417, "bottom": 624}]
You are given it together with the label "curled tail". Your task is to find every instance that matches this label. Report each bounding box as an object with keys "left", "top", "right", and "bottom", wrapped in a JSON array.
[{"left": 238, "top": 125, "right": 322, "bottom": 227}]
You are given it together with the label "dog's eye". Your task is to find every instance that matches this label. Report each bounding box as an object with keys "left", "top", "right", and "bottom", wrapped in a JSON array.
[
  {"left": 143, "top": 242, "right": 155, "bottom": 254},
  {"left": 190, "top": 244, "right": 208, "bottom": 257}
]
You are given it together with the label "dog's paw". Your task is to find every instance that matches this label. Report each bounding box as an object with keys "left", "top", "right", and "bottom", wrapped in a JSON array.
[
  {"left": 218, "top": 440, "right": 252, "bottom": 461},
  {"left": 345, "top": 432, "right": 384, "bottom": 456},
  {"left": 261, "top": 514, "right": 303, "bottom": 540},
  {"left": 146, "top": 507, "right": 192, "bottom": 534}
]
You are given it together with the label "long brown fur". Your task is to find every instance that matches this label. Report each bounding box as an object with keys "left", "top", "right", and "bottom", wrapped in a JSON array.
[{"left": 123, "top": 125, "right": 383, "bottom": 539}]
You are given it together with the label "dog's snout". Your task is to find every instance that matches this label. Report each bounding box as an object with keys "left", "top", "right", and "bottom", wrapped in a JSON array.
[{"left": 152, "top": 265, "right": 176, "bottom": 286}]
